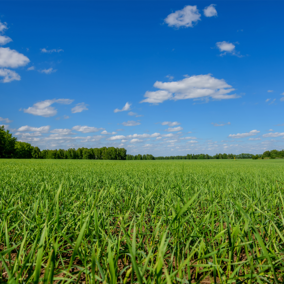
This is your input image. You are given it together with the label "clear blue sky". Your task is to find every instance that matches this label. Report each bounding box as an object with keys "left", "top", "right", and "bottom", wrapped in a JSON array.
[{"left": 1, "top": 0, "right": 284, "bottom": 156}]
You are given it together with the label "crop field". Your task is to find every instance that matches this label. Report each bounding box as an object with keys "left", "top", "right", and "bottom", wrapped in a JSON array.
[{"left": 1, "top": 159, "right": 284, "bottom": 283}]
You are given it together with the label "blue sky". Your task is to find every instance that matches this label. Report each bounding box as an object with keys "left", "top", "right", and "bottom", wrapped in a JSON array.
[{"left": 1, "top": 0, "right": 284, "bottom": 156}]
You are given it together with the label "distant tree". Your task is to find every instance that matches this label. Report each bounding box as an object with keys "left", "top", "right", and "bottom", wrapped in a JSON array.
[{"left": 0, "top": 126, "right": 17, "bottom": 158}]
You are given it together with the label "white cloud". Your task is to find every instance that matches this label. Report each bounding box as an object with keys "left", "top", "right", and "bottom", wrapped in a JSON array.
[
  {"left": 203, "top": 4, "right": 217, "bottom": 17},
  {"left": 141, "top": 74, "right": 237, "bottom": 104},
  {"left": 0, "top": 35, "right": 12, "bottom": 45},
  {"left": 162, "top": 121, "right": 180, "bottom": 127},
  {"left": 229, "top": 130, "right": 260, "bottom": 138},
  {"left": 216, "top": 41, "right": 239, "bottom": 57},
  {"left": 101, "top": 130, "right": 116, "bottom": 135},
  {"left": 262, "top": 132, "right": 284, "bottom": 138},
  {"left": 249, "top": 138, "right": 261, "bottom": 141},
  {"left": 63, "top": 115, "right": 70, "bottom": 119},
  {"left": 27, "top": 66, "right": 35, "bottom": 71},
  {"left": 122, "top": 120, "right": 141, "bottom": 126},
  {"left": 0, "top": 68, "right": 20, "bottom": 82},
  {"left": 108, "top": 135, "right": 126, "bottom": 140},
  {"left": 0, "top": 124, "right": 9, "bottom": 129},
  {"left": 165, "top": 5, "right": 201, "bottom": 28},
  {"left": 280, "top": 93, "right": 284, "bottom": 102},
  {"left": 0, "top": 117, "right": 12, "bottom": 123},
  {"left": 128, "top": 133, "right": 160, "bottom": 139},
  {"left": 187, "top": 140, "right": 198, "bottom": 143},
  {"left": 266, "top": 99, "right": 270, "bottom": 103},
  {"left": 269, "top": 129, "right": 273, "bottom": 131},
  {"left": 166, "top": 75, "right": 174, "bottom": 81},
  {"left": 267, "top": 90, "right": 273, "bottom": 93},
  {"left": 163, "top": 133, "right": 174, "bottom": 137},
  {"left": 0, "top": 21, "right": 7, "bottom": 32},
  {"left": 165, "top": 126, "right": 183, "bottom": 132},
  {"left": 50, "top": 128, "right": 73, "bottom": 135},
  {"left": 0, "top": 47, "right": 30, "bottom": 68},
  {"left": 18, "top": 125, "right": 50, "bottom": 133},
  {"left": 130, "top": 139, "right": 142, "bottom": 143},
  {"left": 24, "top": 99, "right": 73, "bottom": 117},
  {"left": 72, "top": 125, "right": 102, "bottom": 133},
  {"left": 71, "top": 102, "right": 88, "bottom": 113},
  {"left": 114, "top": 102, "right": 131, "bottom": 113},
  {"left": 128, "top": 111, "right": 142, "bottom": 117},
  {"left": 41, "top": 48, "right": 63, "bottom": 53},
  {"left": 212, "top": 122, "right": 231, "bottom": 127},
  {"left": 40, "top": 68, "right": 56, "bottom": 74},
  {"left": 181, "top": 136, "right": 197, "bottom": 140}
]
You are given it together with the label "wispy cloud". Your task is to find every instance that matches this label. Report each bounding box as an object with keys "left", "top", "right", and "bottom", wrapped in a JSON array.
[
  {"left": 212, "top": 122, "right": 231, "bottom": 127},
  {"left": 263, "top": 132, "right": 284, "bottom": 138},
  {"left": 27, "top": 66, "right": 35, "bottom": 71},
  {"left": 162, "top": 121, "right": 180, "bottom": 127},
  {"left": 71, "top": 102, "right": 88, "bottom": 113},
  {"left": 165, "top": 5, "right": 201, "bottom": 28},
  {"left": 165, "top": 126, "right": 183, "bottom": 132},
  {"left": 0, "top": 117, "right": 12, "bottom": 123},
  {"left": 39, "top": 68, "right": 56, "bottom": 74},
  {"left": 114, "top": 102, "right": 131, "bottom": 113},
  {"left": 72, "top": 125, "right": 103, "bottom": 133},
  {"left": 229, "top": 130, "right": 260, "bottom": 138},
  {"left": 18, "top": 125, "right": 50, "bottom": 133},
  {"left": 41, "top": 48, "right": 64, "bottom": 53},
  {"left": 122, "top": 120, "right": 141, "bottom": 126}
]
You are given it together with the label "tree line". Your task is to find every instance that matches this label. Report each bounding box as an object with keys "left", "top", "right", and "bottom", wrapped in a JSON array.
[
  {"left": 1, "top": 126, "right": 283, "bottom": 160},
  {"left": 0, "top": 126, "right": 127, "bottom": 160}
]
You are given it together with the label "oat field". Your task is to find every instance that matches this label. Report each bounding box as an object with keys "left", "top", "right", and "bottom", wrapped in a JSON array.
[{"left": 1, "top": 159, "right": 284, "bottom": 283}]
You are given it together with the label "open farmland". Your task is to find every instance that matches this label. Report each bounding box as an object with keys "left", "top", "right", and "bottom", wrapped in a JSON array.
[{"left": 1, "top": 159, "right": 284, "bottom": 283}]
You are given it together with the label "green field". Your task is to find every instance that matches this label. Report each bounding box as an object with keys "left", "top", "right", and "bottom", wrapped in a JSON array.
[{"left": 1, "top": 159, "right": 284, "bottom": 283}]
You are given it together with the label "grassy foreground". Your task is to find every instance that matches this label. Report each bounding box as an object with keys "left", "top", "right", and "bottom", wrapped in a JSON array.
[{"left": 1, "top": 159, "right": 284, "bottom": 283}]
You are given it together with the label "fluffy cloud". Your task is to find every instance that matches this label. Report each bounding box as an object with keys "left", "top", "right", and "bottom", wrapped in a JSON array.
[
  {"left": 0, "top": 117, "right": 12, "bottom": 123},
  {"left": 216, "top": 41, "right": 241, "bottom": 57},
  {"left": 114, "top": 102, "right": 131, "bottom": 113},
  {"left": 212, "top": 122, "right": 231, "bottom": 127},
  {"left": 267, "top": 90, "right": 273, "bottom": 93},
  {"left": 122, "top": 120, "right": 141, "bottom": 126},
  {"left": 204, "top": 4, "right": 217, "bottom": 17},
  {"left": 18, "top": 125, "right": 50, "bottom": 133},
  {"left": 0, "top": 35, "right": 12, "bottom": 45},
  {"left": 141, "top": 74, "right": 237, "bottom": 104},
  {"left": 27, "top": 66, "right": 35, "bottom": 71},
  {"left": 165, "top": 126, "right": 183, "bottom": 132},
  {"left": 229, "top": 130, "right": 260, "bottom": 138},
  {"left": 0, "top": 47, "right": 30, "bottom": 68},
  {"left": 72, "top": 125, "right": 102, "bottom": 133},
  {"left": 262, "top": 132, "right": 284, "bottom": 138},
  {"left": 40, "top": 68, "right": 56, "bottom": 74},
  {"left": 71, "top": 102, "right": 88, "bottom": 113},
  {"left": 162, "top": 121, "right": 180, "bottom": 127},
  {"left": 216, "top": 41, "right": 235, "bottom": 54},
  {"left": 24, "top": 99, "right": 74, "bottom": 117},
  {"left": 165, "top": 5, "right": 201, "bottom": 28},
  {"left": 41, "top": 48, "right": 63, "bottom": 53},
  {"left": 108, "top": 135, "right": 125, "bottom": 140}
]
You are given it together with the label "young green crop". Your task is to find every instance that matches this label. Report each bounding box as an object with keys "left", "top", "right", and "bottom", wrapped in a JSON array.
[{"left": 0, "top": 159, "right": 284, "bottom": 283}]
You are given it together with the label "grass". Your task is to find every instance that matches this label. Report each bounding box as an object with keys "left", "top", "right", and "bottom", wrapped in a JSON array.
[{"left": 1, "top": 159, "right": 284, "bottom": 283}]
